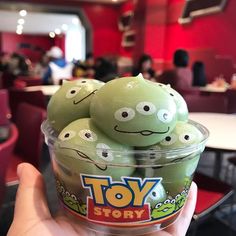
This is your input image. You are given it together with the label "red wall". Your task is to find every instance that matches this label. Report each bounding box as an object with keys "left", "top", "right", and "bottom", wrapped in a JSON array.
[
  {"left": 0, "top": 32, "right": 54, "bottom": 62},
  {"left": 164, "top": 0, "right": 236, "bottom": 61},
  {"left": 81, "top": 3, "right": 121, "bottom": 58}
]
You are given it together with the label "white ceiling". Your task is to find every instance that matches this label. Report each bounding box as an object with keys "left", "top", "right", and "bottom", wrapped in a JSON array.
[
  {"left": 0, "top": 0, "right": 126, "bottom": 35},
  {"left": 0, "top": 10, "right": 83, "bottom": 35}
]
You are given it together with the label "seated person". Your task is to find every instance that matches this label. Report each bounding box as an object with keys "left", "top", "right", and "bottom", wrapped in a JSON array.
[
  {"left": 43, "top": 46, "right": 73, "bottom": 85},
  {"left": 158, "top": 49, "right": 193, "bottom": 89},
  {"left": 192, "top": 61, "right": 207, "bottom": 87},
  {"left": 132, "top": 54, "right": 156, "bottom": 81}
]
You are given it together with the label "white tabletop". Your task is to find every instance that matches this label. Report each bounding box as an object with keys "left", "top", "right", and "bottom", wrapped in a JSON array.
[
  {"left": 24, "top": 85, "right": 60, "bottom": 96},
  {"left": 189, "top": 113, "right": 236, "bottom": 151},
  {"left": 198, "top": 85, "right": 227, "bottom": 93}
]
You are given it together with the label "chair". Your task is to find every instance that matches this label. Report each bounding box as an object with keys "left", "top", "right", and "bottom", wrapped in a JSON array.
[
  {"left": 0, "top": 124, "right": 18, "bottom": 205},
  {"left": 190, "top": 172, "right": 234, "bottom": 234},
  {"left": 226, "top": 89, "right": 236, "bottom": 114},
  {"left": 0, "top": 89, "right": 11, "bottom": 124},
  {"left": 6, "top": 103, "right": 46, "bottom": 185},
  {"left": 184, "top": 94, "right": 228, "bottom": 113},
  {"left": 8, "top": 89, "right": 46, "bottom": 121}
]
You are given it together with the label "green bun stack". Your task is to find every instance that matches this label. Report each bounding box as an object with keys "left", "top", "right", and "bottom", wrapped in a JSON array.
[{"left": 47, "top": 75, "right": 205, "bottom": 223}]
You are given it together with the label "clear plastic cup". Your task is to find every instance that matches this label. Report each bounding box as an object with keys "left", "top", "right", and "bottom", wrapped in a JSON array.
[{"left": 41, "top": 119, "right": 209, "bottom": 235}]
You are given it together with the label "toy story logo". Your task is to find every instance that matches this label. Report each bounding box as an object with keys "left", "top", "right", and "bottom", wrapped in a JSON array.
[{"left": 81, "top": 175, "right": 161, "bottom": 223}]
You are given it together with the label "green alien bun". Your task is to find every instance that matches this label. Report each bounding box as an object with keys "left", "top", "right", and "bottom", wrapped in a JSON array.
[
  {"left": 54, "top": 118, "right": 135, "bottom": 180},
  {"left": 90, "top": 74, "right": 178, "bottom": 147},
  {"left": 47, "top": 79, "right": 104, "bottom": 133}
]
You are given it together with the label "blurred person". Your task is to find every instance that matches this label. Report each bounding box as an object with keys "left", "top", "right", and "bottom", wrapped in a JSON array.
[
  {"left": 192, "top": 61, "right": 207, "bottom": 87},
  {"left": 33, "top": 53, "right": 49, "bottom": 78},
  {"left": 94, "top": 57, "right": 118, "bottom": 82},
  {"left": 158, "top": 49, "right": 193, "bottom": 89},
  {"left": 8, "top": 53, "right": 29, "bottom": 77},
  {"left": 132, "top": 54, "right": 156, "bottom": 81},
  {"left": 0, "top": 52, "right": 10, "bottom": 74},
  {"left": 43, "top": 46, "right": 73, "bottom": 85}
]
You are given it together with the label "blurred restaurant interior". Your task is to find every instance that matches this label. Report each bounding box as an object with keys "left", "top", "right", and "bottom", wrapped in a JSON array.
[{"left": 0, "top": 0, "right": 236, "bottom": 235}]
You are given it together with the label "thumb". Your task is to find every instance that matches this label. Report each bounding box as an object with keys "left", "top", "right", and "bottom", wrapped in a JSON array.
[{"left": 12, "top": 163, "right": 51, "bottom": 223}]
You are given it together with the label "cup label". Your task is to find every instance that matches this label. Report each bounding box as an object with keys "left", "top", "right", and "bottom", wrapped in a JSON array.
[{"left": 56, "top": 174, "right": 189, "bottom": 227}]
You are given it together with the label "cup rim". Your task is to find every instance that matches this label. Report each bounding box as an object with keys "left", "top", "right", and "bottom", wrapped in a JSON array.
[{"left": 41, "top": 119, "right": 209, "bottom": 168}]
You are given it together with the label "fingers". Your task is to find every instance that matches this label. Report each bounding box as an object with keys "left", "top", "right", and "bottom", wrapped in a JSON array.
[
  {"left": 13, "top": 163, "right": 51, "bottom": 222},
  {"left": 166, "top": 181, "right": 198, "bottom": 236}
]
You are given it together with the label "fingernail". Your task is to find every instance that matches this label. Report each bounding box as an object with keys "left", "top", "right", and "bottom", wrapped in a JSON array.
[{"left": 17, "top": 164, "right": 24, "bottom": 178}]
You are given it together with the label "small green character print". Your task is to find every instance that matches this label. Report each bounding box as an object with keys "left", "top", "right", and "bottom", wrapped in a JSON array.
[{"left": 151, "top": 199, "right": 176, "bottom": 219}]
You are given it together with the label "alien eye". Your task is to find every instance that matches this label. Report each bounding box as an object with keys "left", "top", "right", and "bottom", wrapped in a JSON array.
[
  {"left": 164, "top": 199, "right": 170, "bottom": 204},
  {"left": 66, "top": 87, "right": 81, "bottom": 99},
  {"left": 79, "top": 129, "right": 97, "bottom": 142},
  {"left": 175, "top": 194, "right": 181, "bottom": 200},
  {"left": 71, "top": 194, "right": 77, "bottom": 200},
  {"left": 59, "top": 130, "right": 76, "bottom": 141},
  {"left": 136, "top": 102, "right": 156, "bottom": 115},
  {"left": 114, "top": 107, "right": 135, "bottom": 122},
  {"left": 171, "top": 199, "right": 176, "bottom": 204},
  {"left": 96, "top": 143, "right": 114, "bottom": 162},
  {"left": 155, "top": 203, "right": 162, "bottom": 209},
  {"left": 65, "top": 191, "right": 70, "bottom": 197},
  {"left": 179, "top": 133, "right": 195, "bottom": 144},
  {"left": 160, "top": 133, "right": 177, "bottom": 146},
  {"left": 157, "top": 109, "right": 173, "bottom": 123}
]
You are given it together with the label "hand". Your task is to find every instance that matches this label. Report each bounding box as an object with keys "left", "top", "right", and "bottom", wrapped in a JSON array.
[{"left": 7, "top": 163, "right": 197, "bottom": 236}]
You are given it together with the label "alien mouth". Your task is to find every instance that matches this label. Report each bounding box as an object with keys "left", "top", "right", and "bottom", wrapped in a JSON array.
[
  {"left": 60, "top": 147, "right": 107, "bottom": 171},
  {"left": 114, "top": 125, "right": 170, "bottom": 136},
  {"left": 73, "top": 90, "right": 98, "bottom": 105},
  {"left": 156, "top": 207, "right": 172, "bottom": 213}
]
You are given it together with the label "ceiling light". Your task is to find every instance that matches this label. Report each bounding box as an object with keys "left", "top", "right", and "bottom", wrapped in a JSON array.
[
  {"left": 112, "top": 0, "right": 118, "bottom": 2},
  {"left": 61, "top": 24, "right": 68, "bottom": 31},
  {"left": 16, "top": 29, "right": 22, "bottom": 35},
  {"left": 17, "top": 25, "right": 24, "bottom": 30},
  {"left": 19, "top": 10, "right": 27, "bottom": 17},
  {"left": 54, "top": 28, "right": 61, "bottom": 35},
  {"left": 18, "top": 18, "right": 25, "bottom": 25},
  {"left": 72, "top": 18, "right": 79, "bottom": 25},
  {"left": 49, "top": 32, "right": 55, "bottom": 38}
]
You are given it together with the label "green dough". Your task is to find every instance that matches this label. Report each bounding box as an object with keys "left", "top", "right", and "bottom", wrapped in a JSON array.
[
  {"left": 55, "top": 118, "right": 135, "bottom": 180},
  {"left": 47, "top": 79, "right": 104, "bottom": 132},
  {"left": 90, "top": 74, "right": 178, "bottom": 146}
]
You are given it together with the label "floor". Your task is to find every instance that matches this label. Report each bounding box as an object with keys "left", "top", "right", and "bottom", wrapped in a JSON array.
[{"left": 0, "top": 148, "right": 236, "bottom": 236}]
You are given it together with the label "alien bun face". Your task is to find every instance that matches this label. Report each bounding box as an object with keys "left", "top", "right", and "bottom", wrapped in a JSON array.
[
  {"left": 158, "top": 121, "right": 203, "bottom": 150},
  {"left": 55, "top": 118, "right": 135, "bottom": 180},
  {"left": 90, "top": 75, "right": 178, "bottom": 147},
  {"left": 148, "top": 82, "right": 188, "bottom": 122},
  {"left": 47, "top": 79, "right": 105, "bottom": 133}
]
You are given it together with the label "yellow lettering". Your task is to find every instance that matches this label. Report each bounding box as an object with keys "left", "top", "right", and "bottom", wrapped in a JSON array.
[
  {"left": 94, "top": 207, "right": 102, "bottom": 216},
  {"left": 134, "top": 210, "right": 145, "bottom": 218},
  {"left": 102, "top": 208, "right": 111, "bottom": 217},
  {"left": 106, "top": 185, "right": 132, "bottom": 208},
  {"left": 112, "top": 210, "right": 122, "bottom": 218},
  {"left": 83, "top": 177, "right": 109, "bottom": 204},
  {"left": 123, "top": 211, "right": 134, "bottom": 219},
  {"left": 127, "top": 180, "right": 157, "bottom": 206}
]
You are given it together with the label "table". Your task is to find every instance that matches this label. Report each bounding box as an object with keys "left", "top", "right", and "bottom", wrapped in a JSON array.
[
  {"left": 189, "top": 113, "right": 236, "bottom": 178},
  {"left": 198, "top": 85, "right": 227, "bottom": 93},
  {"left": 24, "top": 85, "right": 60, "bottom": 96}
]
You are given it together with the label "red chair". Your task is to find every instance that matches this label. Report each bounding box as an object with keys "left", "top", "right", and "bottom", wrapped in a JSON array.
[
  {"left": 8, "top": 89, "right": 46, "bottom": 121},
  {"left": 0, "top": 89, "right": 11, "bottom": 124},
  {"left": 6, "top": 103, "right": 46, "bottom": 185},
  {"left": 190, "top": 172, "right": 234, "bottom": 234},
  {"left": 226, "top": 89, "right": 236, "bottom": 114},
  {"left": 0, "top": 124, "right": 18, "bottom": 205},
  {"left": 184, "top": 94, "right": 228, "bottom": 113}
]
